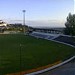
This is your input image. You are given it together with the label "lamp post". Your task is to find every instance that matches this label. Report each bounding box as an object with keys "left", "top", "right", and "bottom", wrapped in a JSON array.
[
  {"left": 20, "top": 44, "right": 22, "bottom": 75},
  {"left": 23, "top": 10, "right": 26, "bottom": 33}
]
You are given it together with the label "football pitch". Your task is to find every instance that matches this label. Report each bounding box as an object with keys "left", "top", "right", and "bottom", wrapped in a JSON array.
[{"left": 0, "top": 34, "right": 74, "bottom": 74}]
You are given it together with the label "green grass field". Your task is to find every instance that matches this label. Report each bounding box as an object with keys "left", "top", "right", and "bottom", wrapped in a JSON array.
[{"left": 0, "top": 34, "right": 75, "bottom": 74}]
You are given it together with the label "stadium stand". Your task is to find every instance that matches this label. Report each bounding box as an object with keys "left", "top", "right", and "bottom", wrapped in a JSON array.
[
  {"left": 30, "top": 31, "right": 75, "bottom": 46},
  {"left": 54, "top": 35, "right": 75, "bottom": 46},
  {"left": 30, "top": 32, "right": 60, "bottom": 40},
  {"left": 31, "top": 32, "right": 48, "bottom": 39}
]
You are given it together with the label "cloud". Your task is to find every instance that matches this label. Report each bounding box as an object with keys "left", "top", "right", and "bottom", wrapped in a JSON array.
[
  {"left": 26, "top": 20, "right": 65, "bottom": 28},
  {"left": 4, "top": 19, "right": 65, "bottom": 28}
]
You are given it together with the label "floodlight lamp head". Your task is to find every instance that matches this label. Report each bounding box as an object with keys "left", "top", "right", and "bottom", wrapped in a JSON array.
[{"left": 23, "top": 10, "right": 26, "bottom": 12}]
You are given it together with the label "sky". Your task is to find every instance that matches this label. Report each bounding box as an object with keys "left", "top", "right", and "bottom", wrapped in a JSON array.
[{"left": 0, "top": 0, "right": 74, "bottom": 27}]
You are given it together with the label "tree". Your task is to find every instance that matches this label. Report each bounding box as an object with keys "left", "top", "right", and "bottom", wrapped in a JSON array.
[{"left": 64, "top": 13, "right": 75, "bottom": 36}]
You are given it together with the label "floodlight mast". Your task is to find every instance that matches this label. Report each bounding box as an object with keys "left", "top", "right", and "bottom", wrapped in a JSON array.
[
  {"left": 74, "top": 0, "right": 75, "bottom": 14},
  {"left": 23, "top": 10, "right": 26, "bottom": 33}
]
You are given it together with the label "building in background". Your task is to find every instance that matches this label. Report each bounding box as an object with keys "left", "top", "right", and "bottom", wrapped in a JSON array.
[{"left": 0, "top": 20, "right": 7, "bottom": 33}]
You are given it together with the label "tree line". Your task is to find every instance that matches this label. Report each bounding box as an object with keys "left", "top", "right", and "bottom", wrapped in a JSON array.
[{"left": 64, "top": 13, "right": 75, "bottom": 36}]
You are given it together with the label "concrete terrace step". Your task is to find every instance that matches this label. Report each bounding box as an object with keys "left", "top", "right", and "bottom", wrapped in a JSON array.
[{"left": 30, "top": 31, "right": 60, "bottom": 40}]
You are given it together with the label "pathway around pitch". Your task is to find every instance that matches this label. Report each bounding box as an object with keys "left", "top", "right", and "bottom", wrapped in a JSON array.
[
  {"left": 39, "top": 58, "right": 75, "bottom": 75},
  {"left": 25, "top": 56, "right": 75, "bottom": 75}
]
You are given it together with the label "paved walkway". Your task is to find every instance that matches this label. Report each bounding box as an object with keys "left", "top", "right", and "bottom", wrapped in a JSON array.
[{"left": 38, "top": 59, "right": 75, "bottom": 75}]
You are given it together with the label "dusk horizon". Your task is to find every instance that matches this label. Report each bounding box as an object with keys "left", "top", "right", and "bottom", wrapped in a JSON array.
[{"left": 3, "top": 19, "right": 65, "bottom": 28}]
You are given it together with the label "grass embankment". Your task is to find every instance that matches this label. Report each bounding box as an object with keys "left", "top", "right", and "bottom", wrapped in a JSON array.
[{"left": 0, "top": 34, "right": 74, "bottom": 75}]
